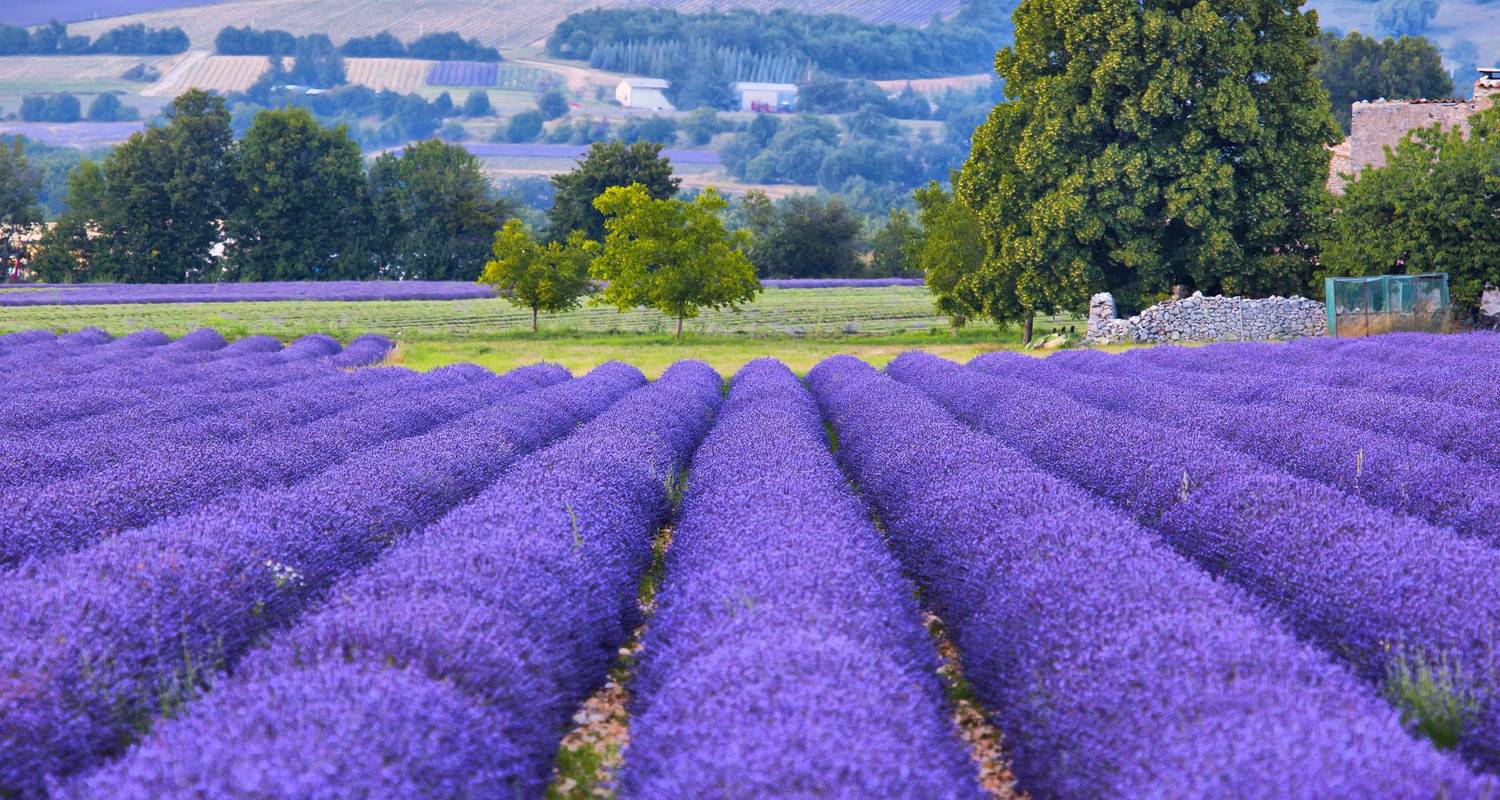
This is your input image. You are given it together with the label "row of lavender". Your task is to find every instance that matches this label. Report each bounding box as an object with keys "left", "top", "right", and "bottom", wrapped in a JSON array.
[
  {"left": 5, "top": 327, "right": 1500, "bottom": 798},
  {"left": 0, "top": 278, "right": 923, "bottom": 307}
]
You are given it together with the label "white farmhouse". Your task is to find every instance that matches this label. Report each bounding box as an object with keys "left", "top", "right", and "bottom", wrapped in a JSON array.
[
  {"left": 733, "top": 82, "right": 798, "bottom": 113},
  {"left": 615, "top": 78, "right": 675, "bottom": 111}
]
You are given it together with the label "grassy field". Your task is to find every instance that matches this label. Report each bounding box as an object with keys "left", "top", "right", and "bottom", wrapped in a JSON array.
[{"left": 1, "top": 286, "right": 1089, "bottom": 376}]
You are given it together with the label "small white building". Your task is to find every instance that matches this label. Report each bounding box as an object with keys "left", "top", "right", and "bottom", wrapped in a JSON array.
[
  {"left": 615, "top": 78, "right": 675, "bottom": 111},
  {"left": 733, "top": 82, "right": 798, "bottom": 113}
]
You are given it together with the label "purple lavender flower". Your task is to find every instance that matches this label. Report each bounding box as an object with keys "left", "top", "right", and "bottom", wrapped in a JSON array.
[
  {"left": 813, "top": 354, "right": 1488, "bottom": 799},
  {"left": 0, "top": 363, "right": 642, "bottom": 796},
  {"left": 619, "top": 359, "right": 981, "bottom": 799},
  {"left": 892, "top": 350, "right": 1500, "bottom": 774},
  {"left": 57, "top": 361, "right": 719, "bottom": 798}
]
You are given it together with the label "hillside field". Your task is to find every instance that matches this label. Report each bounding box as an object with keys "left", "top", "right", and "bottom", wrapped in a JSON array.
[{"left": 60, "top": 0, "right": 964, "bottom": 51}]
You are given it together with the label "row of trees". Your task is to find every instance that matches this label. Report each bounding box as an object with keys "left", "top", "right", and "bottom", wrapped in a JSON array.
[
  {"left": 19, "top": 92, "right": 138, "bottom": 123},
  {"left": 35, "top": 91, "right": 505, "bottom": 284},
  {"left": 0, "top": 21, "right": 188, "bottom": 56},
  {"left": 214, "top": 26, "right": 500, "bottom": 61}
]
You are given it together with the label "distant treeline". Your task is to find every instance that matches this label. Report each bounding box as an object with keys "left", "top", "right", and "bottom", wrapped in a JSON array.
[
  {"left": 38, "top": 92, "right": 509, "bottom": 284},
  {"left": 0, "top": 21, "right": 188, "bottom": 55},
  {"left": 215, "top": 26, "right": 500, "bottom": 62},
  {"left": 20, "top": 91, "right": 138, "bottom": 123},
  {"left": 546, "top": 1, "right": 1016, "bottom": 80}
]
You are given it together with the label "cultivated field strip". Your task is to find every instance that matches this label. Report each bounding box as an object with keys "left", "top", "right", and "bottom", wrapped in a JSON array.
[
  {"left": 813, "top": 355, "right": 1485, "bottom": 798},
  {"left": 6, "top": 327, "right": 1500, "bottom": 797},
  {"left": 0, "top": 288, "right": 999, "bottom": 339},
  {"left": 977, "top": 352, "right": 1500, "bottom": 542},
  {"left": 0, "top": 363, "right": 643, "bottom": 796},
  {"left": 59, "top": 363, "right": 719, "bottom": 797},
  {"left": 890, "top": 350, "right": 1500, "bottom": 773},
  {"left": 620, "top": 359, "right": 981, "bottom": 797}
]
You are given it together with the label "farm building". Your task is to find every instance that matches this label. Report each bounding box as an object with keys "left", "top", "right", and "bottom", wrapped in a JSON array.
[
  {"left": 733, "top": 81, "right": 798, "bottom": 112},
  {"left": 615, "top": 78, "right": 674, "bottom": 111},
  {"left": 1331, "top": 68, "right": 1499, "bottom": 192}
]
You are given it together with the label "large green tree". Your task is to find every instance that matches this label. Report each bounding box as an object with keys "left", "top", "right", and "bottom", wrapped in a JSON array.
[
  {"left": 1315, "top": 31, "right": 1452, "bottom": 133},
  {"left": 545, "top": 141, "right": 680, "bottom": 242},
  {"left": 591, "top": 184, "right": 759, "bottom": 339},
  {"left": 367, "top": 139, "right": 509, "bottom": 280},
  {"left": 1324, "top": 106, "right": 1500, "bottom": 318},
  {"left": 478, "top": 219, "right": 596, "bottom": 331},
  {"left": 83, "top": 90, "right": 234, "bottom": 282},
  {"left": 224, "top": 107, "right": 366, "bottom": 280},
  {"left": 956, "top": 0, "right": 1339, "bottom": 325}
]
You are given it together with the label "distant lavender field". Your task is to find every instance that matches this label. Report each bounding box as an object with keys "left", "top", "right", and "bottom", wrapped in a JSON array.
[
  {"left": 0, "top": 281, "right": 497, "bottom": 306},
  {"left": 426, "top": 61, "right": 499, "bottom": 87},
  {"left": 0, "top": 279, "right": 923, "bottom": 306},
  {"left": 0, "top": 0, "right": 220, "bottom": 26}
]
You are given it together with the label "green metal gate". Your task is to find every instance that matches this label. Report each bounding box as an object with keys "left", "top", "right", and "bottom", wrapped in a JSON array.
[{"left": 1324, "top": 273, "right": 1451, "bottom": 337}]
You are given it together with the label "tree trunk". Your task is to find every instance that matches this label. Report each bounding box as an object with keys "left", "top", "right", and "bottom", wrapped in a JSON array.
[
  {"left": 676, "top": 314, "right": 684, "bottom": 341},
  {"left": 531, "top": 306, "right": 538, "bottom": 333},
  {"left": 1022, "top": 310, "right": 1034, "bottom": 345}
]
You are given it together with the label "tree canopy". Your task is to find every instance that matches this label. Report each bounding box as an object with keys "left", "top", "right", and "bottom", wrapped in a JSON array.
[
  {"left": 545, "top": 141, "right": 681, "bottom": 243},
  {"left": 478, "top": 220, "right": 596, "bottom": 330},
  {"left": 1323, "top": 106, "right": 1500, "bottom": 318},
  {"left": 224, "top": 107, "right": 367, "bottom": 280},
  {"left": 1315, "top": 31, "right": 1453, "bottom": 133},
  {"left": 367, "top": 139, "right": 509, "bottom": 281},
  {"left": 590, "top": 184, "right": 759, "bottom": 338},
  {"left": 955, "top": 0, "right": 1339, "bottom": 324},
  {"left": 741, "top": 192, "right": 863, "bottom": 279}
]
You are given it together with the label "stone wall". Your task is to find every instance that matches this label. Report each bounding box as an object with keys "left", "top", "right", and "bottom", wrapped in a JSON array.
[{"left": 1084, "top": 291, "right": 1326, "bottom": 345}]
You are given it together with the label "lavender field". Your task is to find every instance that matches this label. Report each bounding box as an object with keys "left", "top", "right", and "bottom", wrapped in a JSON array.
[
  {"left": 0, "top": 281, "right": 497, "bottom": 306},
  {"left": 0, "top": 279, "right": 917, "bottom": 307},
  {"left": 3, "top": 327, "right": 1499, "bottom": 798}
]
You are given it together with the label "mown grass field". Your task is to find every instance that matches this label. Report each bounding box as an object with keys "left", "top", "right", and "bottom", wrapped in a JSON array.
[{"left": 0, "top": 286, "right": 1087, "bottom": 375}]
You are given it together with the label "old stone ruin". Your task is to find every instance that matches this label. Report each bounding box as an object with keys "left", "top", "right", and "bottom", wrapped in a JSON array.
[
  {"left": 1330, "top": 68, "right": 1500, "bottom": 193},
  {"left": 1084, "top": 291, "right": 1326, "bottom": 345}
]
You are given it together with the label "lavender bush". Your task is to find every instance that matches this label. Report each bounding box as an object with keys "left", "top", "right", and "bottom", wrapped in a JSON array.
[
  {"left": 816, "top": 354, "right": 1489, "bottom": 798},
  {"left": 620, "top": 359, "right": 980, "bottom": 799},
  {"left": 1060, "top": 347, "right": 1500, "bottom": 467},
  {"left": 977, "top": 350, "right": 1500, "bottom": 543},
  {"left": 894, "top": 351, "right": 1500, "bottom": 772},
  {"left": 61, "top": 361, "right": 719, "bottom": 798},
  {"left": 0, "top": 363, "right": 638, "bottom": 796},
  {"left": 0, "top": 359, "right": 569, "bottom": 567}
]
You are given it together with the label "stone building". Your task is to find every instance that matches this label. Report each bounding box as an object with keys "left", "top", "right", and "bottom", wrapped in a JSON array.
[{"left": 1331, "top": 68, "right": 1499, "bottom": 192}]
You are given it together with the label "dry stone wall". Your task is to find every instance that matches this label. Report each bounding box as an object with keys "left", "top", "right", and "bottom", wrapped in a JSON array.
[{"left": 1084, "top": 291, "right": 1326, "bottom": 345}]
